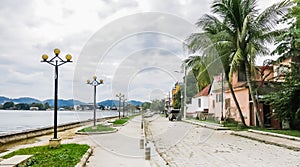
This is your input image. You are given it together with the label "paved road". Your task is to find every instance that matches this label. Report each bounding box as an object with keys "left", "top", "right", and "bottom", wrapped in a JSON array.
[{"left": 146, "top": 115, "right": 300, "bottom": 167}]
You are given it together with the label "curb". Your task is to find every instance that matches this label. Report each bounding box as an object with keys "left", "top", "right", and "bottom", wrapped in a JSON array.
[
  {"left": 75, "top": 129, "right": 118, "bottom": 135},
  {"left": 248, "top": 129, "right": 300, "bottom": 142},
  {"left": 75, "top": 147, "right": 93, "bottom": 167},
  {"left": 182, "top": 120, "right": 229, "bottom": 130},
  {"left": 231, "top": 131, "right": 300, "bottom": 151}
]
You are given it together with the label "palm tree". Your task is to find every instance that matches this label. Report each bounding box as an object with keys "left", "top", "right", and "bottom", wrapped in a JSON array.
[
  {"left": 186, "top": 15, "right": 248, "bottom": 127},
  {"left": 184, "top": 55, "right": 211, "bottom": 91},
  {"left": 186, "top": 0, "right": 292, "bottom": 127}
]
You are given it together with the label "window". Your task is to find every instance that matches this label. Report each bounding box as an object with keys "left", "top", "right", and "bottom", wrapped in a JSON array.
[
  {"left": 216, "top": 94, "right": 222, "bottom": 103},
  {"left": 213, "top": 100, "right": 215, "bottom": 108},
  {"left": 198, "top": 99, "right": 201, "bottom": 107},
  {"left": 219, "top": 94, "right": 223, "bottom": 102}
]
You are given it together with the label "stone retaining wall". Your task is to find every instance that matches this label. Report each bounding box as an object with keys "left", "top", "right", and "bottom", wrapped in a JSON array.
[{"left": 0, "top": 116, "right": 118, "bottom": 145}]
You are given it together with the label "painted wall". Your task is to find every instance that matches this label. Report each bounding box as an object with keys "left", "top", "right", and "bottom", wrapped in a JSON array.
[
  {"left": 187, "top": 96, "right": 209, "bottom": 118},
  {"left": 224, "top": 88, "right": 250, "bottom": 126}
]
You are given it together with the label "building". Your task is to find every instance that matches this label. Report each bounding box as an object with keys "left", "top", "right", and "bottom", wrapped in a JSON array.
[
  {"left": 171, "top": 82, "right": 181, "bottom": 108},
  {"left": 187, "top": 84, "right": 211, "bottom": 118}
]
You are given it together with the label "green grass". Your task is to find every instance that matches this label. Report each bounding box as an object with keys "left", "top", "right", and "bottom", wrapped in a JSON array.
[
  {"left": 113, "top": 118, "right": 129, "bottom": 125},
  {"left": 1, "top": 143, "right": 89, "bottom": 167},
  {"left": 222, "top": 122, "right": 248, "bottom": 131},
  {"left": 252, "top": 129, "right": 300, "bottom": 138},
  {"left": 78, "top": 124, "right": 115, "bottom": 132}
]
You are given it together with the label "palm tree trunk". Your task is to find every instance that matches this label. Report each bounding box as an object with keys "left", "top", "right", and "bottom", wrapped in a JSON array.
[
  {"left": 245, "top": 62, "right": 264, "bottom": 128},
  {"left": 225, "top": 74, "right": 247, "bottom": 127}
]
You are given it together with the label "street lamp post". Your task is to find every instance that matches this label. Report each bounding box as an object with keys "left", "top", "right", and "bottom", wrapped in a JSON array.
[
  {"left": 221, "top": 72, "right": 224, "bottom": 121},
  {"left": 123, "top": 98, "right": 127, "bottom": 117},
  {"left": 116, "top": 93, "right": 124, "bottom": 119},
  {"left": 174, "top": 64, "right": 187, "bottom": 120},
  {"left": 41, "top": 48, "right": 72, "bottom": 146},
  {"left": 183, "top": 64, "right": 187, "bottom": 120},
  {"left": 87, "top": 76, "right": 104, "bottom": 127}
]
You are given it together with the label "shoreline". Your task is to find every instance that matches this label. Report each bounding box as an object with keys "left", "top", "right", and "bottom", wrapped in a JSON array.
[{"left": 0, "top": 115, "right": 118, "bottom": 146}]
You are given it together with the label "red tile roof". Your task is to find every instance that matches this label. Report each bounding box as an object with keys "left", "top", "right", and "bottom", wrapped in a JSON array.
[{"left": 193, "top": 84, "right": 211, "bottom": 98}]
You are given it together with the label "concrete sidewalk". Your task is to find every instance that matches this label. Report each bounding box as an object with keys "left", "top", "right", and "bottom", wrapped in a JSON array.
[
  {"left": 0, "top": 116, "right": 152, "bottom": 167},
  {"left": 72, "top": 116, "right": 151, "bottom": 167}
]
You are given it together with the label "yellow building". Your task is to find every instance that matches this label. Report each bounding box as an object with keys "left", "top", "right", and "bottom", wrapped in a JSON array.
[{"left": 172, "top": 83, "right": 181, "bottom": 108}]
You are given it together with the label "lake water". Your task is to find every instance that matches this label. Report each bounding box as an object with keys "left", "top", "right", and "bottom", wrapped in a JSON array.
[{"left": 0, "top": 110, "right": 119, "bottom": 135}]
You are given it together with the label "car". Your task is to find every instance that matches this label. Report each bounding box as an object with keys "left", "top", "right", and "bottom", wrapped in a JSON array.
[{"left": 168, "top": 109, "right": 180, "bottom": 121}]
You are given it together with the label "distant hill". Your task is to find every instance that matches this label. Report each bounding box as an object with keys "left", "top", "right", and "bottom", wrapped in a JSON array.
[
  {"left": 0, "top": 96, "right": 9, "bottom": 104},
  {"left": 98, "top": 99, "right": 143, "bottom": 107},
  {"left": 0, "top": 96, "right": 41, "bottom": 104},
  {"left": 0, "top": 96, "right": 143, "bottom": 107},
  {"left": 14, "top": 97, "right": 41, "bottom": 104},
  {"left": 98, "top": 100, "right": 119, "bottom": 107},
  {"left": 43, "top": 99, "right": 87, "bottom": 107},
  {"left": 128, "top": 100, "right": 143, "bottom": 106}
]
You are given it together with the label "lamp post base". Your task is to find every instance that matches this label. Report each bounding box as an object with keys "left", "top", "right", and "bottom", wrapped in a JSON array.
[{"left": 49, "top": 138, "right": 61, "bottom": 148}]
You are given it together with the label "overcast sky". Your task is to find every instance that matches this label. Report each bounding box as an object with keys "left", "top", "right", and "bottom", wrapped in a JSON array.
[{"left": 0, "top": 0, "right": 282, "bottom": 103}]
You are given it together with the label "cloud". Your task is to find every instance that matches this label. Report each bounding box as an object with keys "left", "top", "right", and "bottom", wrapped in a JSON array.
[{"left": 0, "top": 0, "right": 283, "bottom": 102}]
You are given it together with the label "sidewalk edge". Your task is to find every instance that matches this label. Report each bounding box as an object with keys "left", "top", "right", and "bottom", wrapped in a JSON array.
[
  {"left": 231, "top": 132, "right": 300, "bottom": 151},
  {"left": 248, "top": 129, "right": 300, "bottom": 141},
  {"left": 75, "top": 147, "right": 93, "bottom": 167}
]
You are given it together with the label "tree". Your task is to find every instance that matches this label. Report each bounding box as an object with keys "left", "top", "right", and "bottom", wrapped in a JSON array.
[
  {"left": 266, "top": 0, "right": 300, "bottom": 129},
  {"left": 3, "top": 101, "right": 14, "bottom": 109},
  {"left": 30, "top": 103, "right": 44, "bottom": 110},
  {"left": 272, "top": 0, "right": 300, "bottom": 60},
  {"left": 186, "top": 0, "right": 292, "bottom": 127},
  {"left": 184, "top": 55, "right": 211, "bottom": 92},
  {"left": 141, "top": 102, "right": 151, "bottom": 110},
  {"left": 15, "top": 103, "right": 30, "bottom": 110},
  {"left": 150, "top": 99, "right": 165, "bottom": 112},
  {"left": 264, "top": 63, "right": 300, "bottom": 129},
  {"left": 44, "top": 102, "right": 51, "bottom": 110}
]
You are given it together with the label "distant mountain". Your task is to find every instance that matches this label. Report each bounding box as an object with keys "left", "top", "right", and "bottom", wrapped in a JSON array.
[
  {"left": 128, "top": 100, "right": 143, "bottom": 106},
  {"left": 13, "top": 97, "right": 41, "bottom": 104},
  {"left": 0, "top": 96, "right": 87, "bottom": 107},
  {"left": 98, "top": 99, "right": 143, "bottom": 107},
  {"left": 98, "top": 100, "right": 119, "bottom": 107},
  {"left": 43, "top": 99, "right": 87, "bottom": 107},
  {"left": 0, "top": 96, "right": 41, "bottom": 104},
  {"left": 0, "top": 96, "right": 9, "bottom": 104},
  {"left": 0, "top": 96, "right": 143, "bottom": 107}
]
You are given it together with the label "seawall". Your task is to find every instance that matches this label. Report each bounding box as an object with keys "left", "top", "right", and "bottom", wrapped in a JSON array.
[{"left": 0, "top": 116, "right": 118, "bottom": 145}]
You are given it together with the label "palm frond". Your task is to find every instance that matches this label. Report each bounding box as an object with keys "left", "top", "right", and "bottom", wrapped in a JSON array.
[{"left": 256, "top": 0, "right": 293, "bottom": 31}]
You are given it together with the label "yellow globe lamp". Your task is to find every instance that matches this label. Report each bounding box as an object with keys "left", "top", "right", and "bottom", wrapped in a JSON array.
[
  {"left": 99, "top": 79, "right": 103, "bottom": 84},
  {"left": 54, "top": 48, "right": 60, "bottom": 56},
  {"left": 87, "top": 79, "right": 91, "bottom": 84},
  {"left": 42, "top": 54, "right": 48, "bottom": 61},
  {"left": 93, "top": 76, "right": 97, "bottom": 80},
  {"left": 65, "top": 54, "right": 72, "bottom": 61}
]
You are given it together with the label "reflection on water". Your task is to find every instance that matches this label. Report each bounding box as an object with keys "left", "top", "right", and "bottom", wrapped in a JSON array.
[{"left": 0, "top": 110, "right": 118, "bottom": 135}]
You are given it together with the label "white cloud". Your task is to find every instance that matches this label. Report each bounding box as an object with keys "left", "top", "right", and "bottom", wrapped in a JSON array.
[{"left": 0, "top": 0, "right": 284, "bottom": 102}]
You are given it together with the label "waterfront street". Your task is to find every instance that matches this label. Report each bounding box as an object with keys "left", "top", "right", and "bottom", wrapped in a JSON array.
[
  {"left": 146, "top": 115, "right": 300, "bottom": 167},
  {"left": 1, "top": 114, "right": 300, "bottom": 166}
]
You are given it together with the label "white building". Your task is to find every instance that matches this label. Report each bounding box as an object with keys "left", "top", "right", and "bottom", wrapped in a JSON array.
[{"left": 187, "top": 84, "right": 211, "bottom": 118}]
